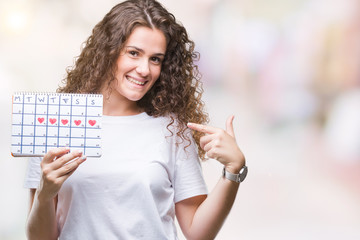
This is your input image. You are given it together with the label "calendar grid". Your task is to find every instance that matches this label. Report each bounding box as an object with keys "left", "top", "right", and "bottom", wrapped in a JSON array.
[
  {"left": 84, "top": 95, "right": 88, "bottom": 153},
  {"left": 45, "top": 94, "right": 50, "bottom": 154},
  {"left": 11, "top": 93, "right": 103, "bottom": 157},
  {"left": 69, "top": 95, "right": 73, "bottom": 150},
  {"left": 20, "top": 94, "right": 25, "bottom": 154},
  {"left": 57, "top": 93, "right": 61, "bottom": 149},
  {"left": 32, "top": 93, "right": 37, "bottom": 155}
]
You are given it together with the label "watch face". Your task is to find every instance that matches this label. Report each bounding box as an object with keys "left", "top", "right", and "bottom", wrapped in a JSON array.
[{"left": 240, "top": 166, "right": 248, "bottom": 182}]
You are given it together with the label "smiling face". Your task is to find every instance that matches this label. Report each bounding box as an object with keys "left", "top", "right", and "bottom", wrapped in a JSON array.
[{"left": 103, "top": 26, "right": 167, "bottom": 115}]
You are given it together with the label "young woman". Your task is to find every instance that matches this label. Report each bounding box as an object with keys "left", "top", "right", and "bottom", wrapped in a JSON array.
[{"left": 25, "top": 0, "right": 247, "bottom": 239}]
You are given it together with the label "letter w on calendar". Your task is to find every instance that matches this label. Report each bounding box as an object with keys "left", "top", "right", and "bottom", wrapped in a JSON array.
[{"left": 11, "top": 93, "right": 103, "bottom": 157}]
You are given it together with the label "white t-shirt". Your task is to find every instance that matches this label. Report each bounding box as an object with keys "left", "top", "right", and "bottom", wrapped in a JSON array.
[{"left": 24, "top": 113, "right": 208, "bottom": 240}]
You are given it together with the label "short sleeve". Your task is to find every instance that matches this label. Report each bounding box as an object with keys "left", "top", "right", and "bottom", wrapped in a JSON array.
[
  {"left": 173, "top": 135, "right": 208, "bottom": 203},
  {"left": 24, "top": 157, "right": 42, "bottom": 189}
]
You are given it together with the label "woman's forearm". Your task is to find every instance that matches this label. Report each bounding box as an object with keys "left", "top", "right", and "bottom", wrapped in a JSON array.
[
  {"left": 26, "top": 148, "right": 86, "bottom": 240},
  {"left": 188, "top": 178, "right": 240, "bottom": 240},
  {"left": 26, "top": 191, "right": 58, "bottom": 240},
  {"left": 185, "top": 117, "right": 246, "bottom": 239}
]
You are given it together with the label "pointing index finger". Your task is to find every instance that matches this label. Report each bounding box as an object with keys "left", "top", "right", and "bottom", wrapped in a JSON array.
[{"left": 187, "top": 122, "right": 217, "bottom": 134}]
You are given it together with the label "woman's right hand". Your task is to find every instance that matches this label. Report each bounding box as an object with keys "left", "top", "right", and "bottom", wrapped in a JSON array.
[{"left": 37, "top": 147, "right": 86, "bottom": 202}]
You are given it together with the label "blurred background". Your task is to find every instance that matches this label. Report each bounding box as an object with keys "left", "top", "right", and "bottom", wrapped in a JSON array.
[{"left": 1, "top": 0, "right": 360, "bottom": 239}]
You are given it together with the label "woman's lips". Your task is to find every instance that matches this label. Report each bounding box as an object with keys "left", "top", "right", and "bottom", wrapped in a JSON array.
[{"left": 126, "top": 76, "right": 147, "bottom": 86}]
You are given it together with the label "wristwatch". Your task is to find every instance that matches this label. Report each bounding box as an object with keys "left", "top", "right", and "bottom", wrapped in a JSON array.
[{"left": 223, "top": 165, "right": 248, "bottom": 183}]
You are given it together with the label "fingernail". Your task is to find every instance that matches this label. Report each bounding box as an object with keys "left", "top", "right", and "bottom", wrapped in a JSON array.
[{"left": 187, "top": 123, "right": 193, "bottom": 126}]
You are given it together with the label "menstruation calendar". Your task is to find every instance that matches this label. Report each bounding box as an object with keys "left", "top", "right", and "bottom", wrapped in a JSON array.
[{"left": 11, "top": 93, "right": 103, "bottom": 157}]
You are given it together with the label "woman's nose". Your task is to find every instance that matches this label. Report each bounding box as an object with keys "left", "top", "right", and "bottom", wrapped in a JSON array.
[{"left": 136, "top": 59, "right": 150, "bottom": 77}]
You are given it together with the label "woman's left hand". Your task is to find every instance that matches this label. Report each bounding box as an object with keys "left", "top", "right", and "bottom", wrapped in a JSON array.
[{"left": 187, "top": 115, "right": 245, "bottom": 174}]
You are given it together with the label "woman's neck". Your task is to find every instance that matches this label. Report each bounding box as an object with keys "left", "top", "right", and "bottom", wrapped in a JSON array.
[
  {"left": 101, "top": 89, "right": 143, "bottom": 116},
  {"left": 102, "top": 101, "right": 143, "bottom": 116}
]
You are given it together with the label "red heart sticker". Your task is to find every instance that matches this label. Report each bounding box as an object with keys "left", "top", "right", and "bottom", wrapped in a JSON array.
[
  {"left": 49, "top": 118, "right": 57, "bottom": 124},
  {"left": 74, "top": 120, "right": 81, "bottom": 126},
  {"left": 38, "top": 117, "right": 44, "bottom": 123},
  {"left": 61, "top": 119, "right": 68, "bottom": 125},
  {"left": 88, "top": 120, "right": 96, "bottom": 126}
]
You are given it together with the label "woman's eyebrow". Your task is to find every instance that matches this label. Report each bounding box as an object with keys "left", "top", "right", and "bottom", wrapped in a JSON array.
[{"left": 126, "top": 45, "right": 165, "bottom": 56}]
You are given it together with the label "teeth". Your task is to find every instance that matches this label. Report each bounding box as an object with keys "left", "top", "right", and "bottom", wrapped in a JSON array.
[{"left": 127, "top": 77, "right": 145, "bottom": 85}]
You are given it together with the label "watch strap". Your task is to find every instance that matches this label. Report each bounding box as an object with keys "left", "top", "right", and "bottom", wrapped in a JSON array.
[{"left": 223, "top": 165, "right": 248, "bottom": 183}]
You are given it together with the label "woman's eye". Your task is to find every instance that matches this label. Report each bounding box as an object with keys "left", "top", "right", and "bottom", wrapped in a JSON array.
[
  {"left": 128, "top": 50, "right": 138, "bottom": 57},
  {"left": 151, "top": 57, "right": 162, "bottom": 64}
]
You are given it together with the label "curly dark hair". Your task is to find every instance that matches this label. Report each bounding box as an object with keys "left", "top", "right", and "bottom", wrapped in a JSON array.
[{"left": 57, "top": 0, "right": 209, "bottom": 160}]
